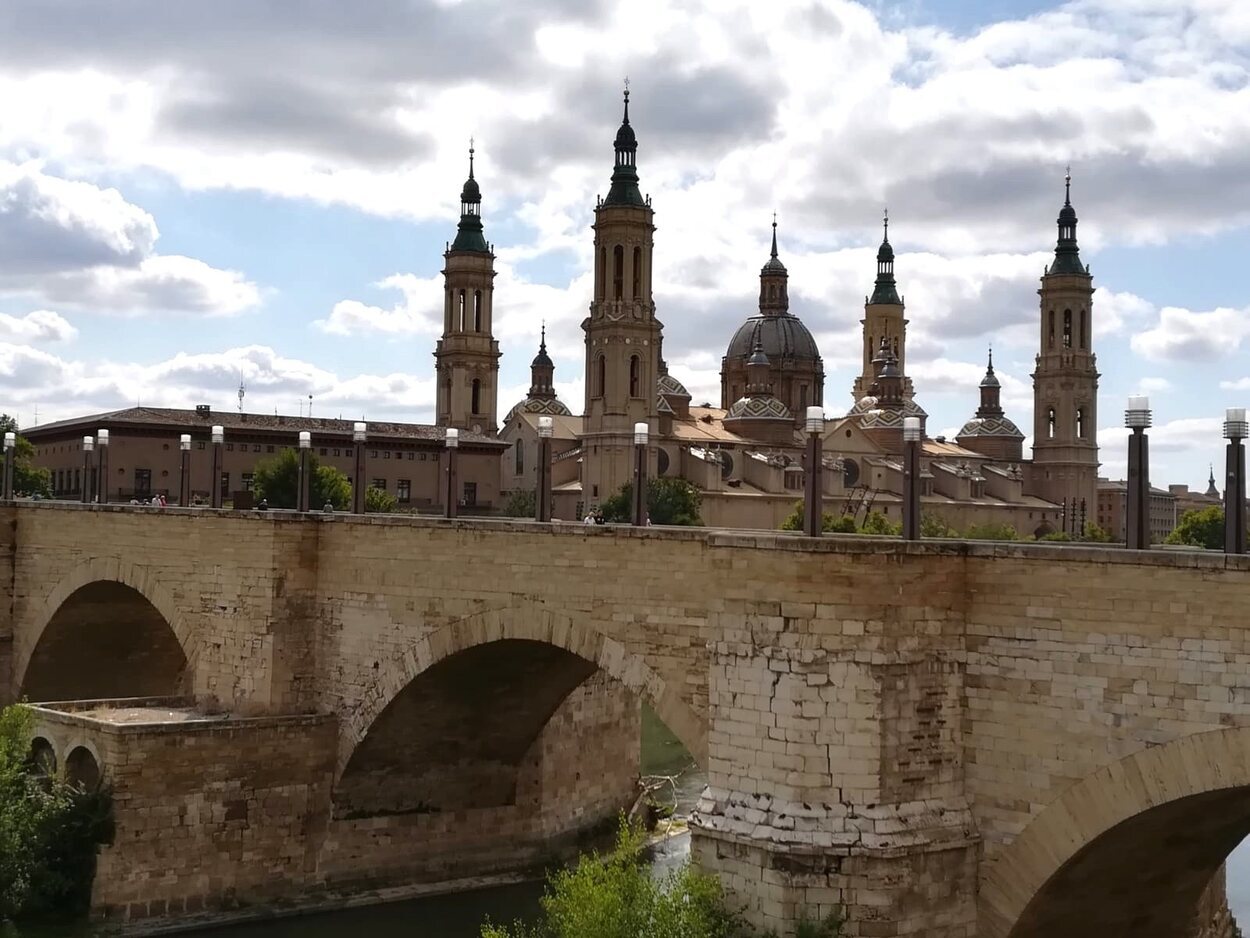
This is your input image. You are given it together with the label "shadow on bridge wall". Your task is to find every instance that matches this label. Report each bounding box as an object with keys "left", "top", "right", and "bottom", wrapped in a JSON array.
[{"left": 981, "top": 726, "right": 1250, "bottom": 938}]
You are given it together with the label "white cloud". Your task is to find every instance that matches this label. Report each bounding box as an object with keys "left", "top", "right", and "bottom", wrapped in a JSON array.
[
  {"left": 1130, "top": 304, "right": 1250, "bottom": 363},
  {"left": 1221, "top": 378, "right": 1250, "bottom": 391},
  {"left": 0, "top": 161, "right": 259, "bottom": 316},
  {"left": 316, "top": 274, "right": 443, "bottom": 336},
  {"left": 0, "top": 309, "right": 77, "bottom": 343}
]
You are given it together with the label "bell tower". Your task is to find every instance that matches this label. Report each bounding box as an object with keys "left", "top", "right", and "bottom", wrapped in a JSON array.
[
  {"left": 435, "top": 142, "right": 501, "bottom": 434},
  {"left": 580, "top": 84, "right": 662, "bottom": 506},
  {"left": 854, "top": 211, "right": 913, "bottom": 401},
  {"left": 1029, "top": 170, "right": 1099, "bottom": 524}
]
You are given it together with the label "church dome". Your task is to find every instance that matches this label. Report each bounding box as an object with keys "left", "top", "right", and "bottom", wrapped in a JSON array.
[
  {"left": 725, "top": 316, "right": 821, "bottom": 364},
  {"left": 504, "top": 397, "right": 572, "bottom": 425},
  {"left": 727, "top": 395, "right": 792, "bottom": 421},
  {"left": 460, "top": 175, "right": 481, "bottom": 205},
  {"left": 957, "top": 415, "right": 1024, "bottom": 440}
]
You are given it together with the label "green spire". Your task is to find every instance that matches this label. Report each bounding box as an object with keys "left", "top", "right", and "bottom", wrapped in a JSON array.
[
  {"left": 450, "top": 140, "right": 489, "bottom": 253},
  {"left": 603, "top": 81, "right": 644, "bottom": 208},
  {"left": 869, "top": 208, "right": 901, "bottom": 305},
  {"left": 1049, "top": 166, "right": 1086, "bottom": 276}
]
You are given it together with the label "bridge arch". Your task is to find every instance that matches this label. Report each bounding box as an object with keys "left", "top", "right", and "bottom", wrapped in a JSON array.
[
  {"left": 338, "top": 604, "right": 707, "bottom": 785},
  {"left": 979, "top": 726, "right": 1250, "bottom": 938},
  {"left": 17, "top": 558, "right": 195, "bottom": 701}
]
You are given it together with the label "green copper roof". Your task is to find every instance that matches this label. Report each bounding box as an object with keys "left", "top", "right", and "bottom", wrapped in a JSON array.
[
  {"left": 869, "top": 212, "right": 901, "bottom": 304},
  {"left": 1049, "top": 170, "right": 1087, "bottom": 276},
  {"left": 450, "top": 143, "right": 490, "bottom": 253},
  {"left": 603, "top": 88, "right": 644, "bottom": 208}
]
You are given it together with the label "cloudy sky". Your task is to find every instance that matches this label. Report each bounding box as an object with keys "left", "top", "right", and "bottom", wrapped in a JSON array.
[{"left": 1, "top": 0, "right": 1248, "bottom": 490}]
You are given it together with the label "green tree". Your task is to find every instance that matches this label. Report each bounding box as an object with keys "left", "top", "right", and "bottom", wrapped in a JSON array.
[
  {"left": 0, "top": 415, "right": 52, "bottom": 498},
  {"left": 0, "top": 704, "right": 113, "bottom": 923},
  {"left": 1038, "top": 530, "right": 1072, "bottom": 542},
  {"left": 251, "top": 449, "right": 350, "bottom": 510},
  {"left": 502, "top": 489, "right": 537, "bottom": 518},
  {"left": 481, "top": 819, "right": 840, "bottom": 938},
  {"left": 779, "top": 501, "right": 857, "bottom": 534},
  {"left": 1080, "top": 521, "right": 1114, "bottom": 543},
  {"left": 601, "top": 478, "right": 702, "bottom": 526},
  {"left": 365, "top": 486, "right": 398, "bottom": 513},
  {"left": 920, "top": 513, "right": 958, "bottom": 538},
  {"left": 859, "top": 511, "right": 901, "bottom": 536},
  {"left": 1165, "top": 506, "right": 1225, "bottom": 550},
  {"left": 963, "top": 521, "right": 1019, "bottom": 541}
]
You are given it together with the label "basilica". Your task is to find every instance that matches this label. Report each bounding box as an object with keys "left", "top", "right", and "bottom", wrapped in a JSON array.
[{"left": 435, "top": 91, "right": 1100, "bottom": 536}]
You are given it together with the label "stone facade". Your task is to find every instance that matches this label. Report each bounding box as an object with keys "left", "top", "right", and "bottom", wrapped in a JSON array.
[{"left": 3, "top": 502, "right": 1250, "bottom": 935}]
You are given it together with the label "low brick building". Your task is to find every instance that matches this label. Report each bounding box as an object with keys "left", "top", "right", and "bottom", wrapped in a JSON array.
[{"left": 24, "top": 406, "right": 507, "bottom": 511}]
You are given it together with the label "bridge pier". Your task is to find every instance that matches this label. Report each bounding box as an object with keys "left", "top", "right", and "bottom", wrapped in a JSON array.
[{"left": 691, "top": 599, "right": 979, "bottom": 936}]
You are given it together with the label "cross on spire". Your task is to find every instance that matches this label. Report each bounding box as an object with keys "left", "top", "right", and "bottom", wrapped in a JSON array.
[
  {"left": 1064, "top": 165, "right": 1071, "bottom": 206},
  {"left": 623, "top": 77, "right": 631, "bottom": 122},
  {"left": 469, "top": 137, "right": 475, "bottom": 178},
  {"left": 883, "top": 206, "right": 889, "bottom": 240}
]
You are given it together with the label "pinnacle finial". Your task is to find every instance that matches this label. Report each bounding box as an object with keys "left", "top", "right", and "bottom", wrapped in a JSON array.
[
  {"left": 987, "top": 344, "right": 994, "bottom": 371},
  {"left": 623, "top": 77, "right": 630, "bottom": 123},
  {"left": 1064, "top": 165, "right": 1071, "bottom": 206},
  {"left": 540, "top": 320, "right": 547, "bottom": 352},
  {"left": 468, "top": 137, "right": 475, "bottom": 179},
  {"left": 883, "top": 206, "right": 889, "bottom": 241},
  {"left": 770, "top": 212, "right": 778, "bottom": 259}
]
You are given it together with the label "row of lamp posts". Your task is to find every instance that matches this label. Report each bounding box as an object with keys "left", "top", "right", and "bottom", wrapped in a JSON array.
[{"left": 1124, "top": 398, "right": 1246, "bottom": 554}]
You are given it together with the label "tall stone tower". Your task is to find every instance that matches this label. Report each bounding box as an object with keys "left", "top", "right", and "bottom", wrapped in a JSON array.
[
  {"left": 435, "top": 144, "right": 501, "bottom": 434},
  {"left": 854, "top": 213, "right": 914, "bottom": 401},
  {"left": 1029, "top": 171, "right": 1099, "bottom": 523},
  {"left": 580, "top": 87, "right": 661, "bottom": 506}
]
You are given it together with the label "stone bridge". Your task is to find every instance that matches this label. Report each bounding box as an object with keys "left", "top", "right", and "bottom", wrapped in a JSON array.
[{"left": 2, "top": 501, "right": 1249, "bottom": 937}]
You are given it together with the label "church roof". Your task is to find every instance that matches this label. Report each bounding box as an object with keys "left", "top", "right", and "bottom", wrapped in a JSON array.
[
  {"left": 503, "top": 396, "right": 573, "bottom": 425},
  {"left": 957, "top": 415, "right": 1024, "bottom": 440},
  {"left": 725, "top": 314, "right": 821, "bottom": 364}
]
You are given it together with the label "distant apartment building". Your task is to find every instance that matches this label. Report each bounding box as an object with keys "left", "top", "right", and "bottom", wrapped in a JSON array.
[
  {"left": 24, "top": 406, "right": 507, "bottom": 510},
  {"left": 1097, "top": 478, "right": 1178, "bottom": 543}
]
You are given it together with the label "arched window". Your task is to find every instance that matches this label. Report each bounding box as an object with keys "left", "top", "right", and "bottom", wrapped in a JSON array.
[
  {"left": 458, "top": 290, "right": 466, "bottom": 332},
  {"left": 800, "top": 384, "right": 808, "bottom": 409},
  {"left": 1048, "top": 311, "right": 1055, "bottom": 348},
  {"left": 597, "top": 247, "right": 606, "bottom": 300},
  {"left": 894, "top": 337, "right": 899, "bottom": 356},
  {"left": 473, "top": 291, "right": 483, "bottom": 332},
  {"left": 768, "top": 284, "right": 776, "bottom": 300},
  {"left": 596, "top": 355, "right": 606, "bottom": 398},
  {"left": 1047, "top": 408, "right": 1056, "bottom": 439},
  {"left": 1080, "top": 309, "right": 1088, "bottom": 349},
  {"left": 632, "top": 246, "right": 641, "bottom": 299},
  {"left": 1076, "top": 407, "right": 1085, "bottom": 439},
  {"left": 471, "top": 379, "right": 481, "bottom": 415},
  {"left": 1063, "top": 309, "right": 1072, "bottom": 348},
  {"left": 868, "top": 335, "right": 874, "bottom": 362},
  {"left": 515, "top": 438, "right": 524, "bottom": 476},
  {"left": 629, "top": 355, "right": 640, "bottom": 397},
  {"left": 613, "top": 245, "right": 624, "bottom": 300}
]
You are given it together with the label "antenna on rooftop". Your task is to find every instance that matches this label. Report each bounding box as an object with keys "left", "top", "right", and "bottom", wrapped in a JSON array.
[
  {"left": 237, "top": 381, "right": 246, "bottom": 414},
  {"left": 308, "top": 394, "right": 313, "bottom": 418}
]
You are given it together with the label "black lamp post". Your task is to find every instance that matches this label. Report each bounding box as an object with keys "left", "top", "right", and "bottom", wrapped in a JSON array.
[
  {"left": 444, "top": 427, "right": 459, "bottom": 519},
  {"left": 96, "top": 428, "right": 110, "bottom": 504},
  {"left": 210, "top": 425, "right": 224, "bottom": 509},
  {"left": 2, "top": 431, "right": 14, "bottom": 501},
  {"left": 803, "top": 406, "right": 824, "bottom": 537},
  {"left": 632, "top": 422, "right": 648, "bottom": 526},
  {"left": 82, "top": 435, "right": 94, "bottom": 504},
  {"left": 179, "top": 434, "right": 191, "bottom": 506},
  {"left": 1225, "top": 407, "right": 1247, "bottom": 555},
  {"left": 1125, "top": 396, "right": 1151, "bottom": 550},
  {"left": 536, "top": 416, "right": 553, "bottom": 523},
  {"left": 297, "top": 430, "right": 311, "bottom": 512},
  {"left": 353, "top": 422, "right": 367, "bottom": 514},
  {"left": 903, "top": 416, "right": 922, "bottom": 540}
]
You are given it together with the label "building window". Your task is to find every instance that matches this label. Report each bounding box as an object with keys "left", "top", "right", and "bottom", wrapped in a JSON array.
[
  {"left": 632, "top": 246, "right": 641, "bottom": 299},
  {"left": 333, "top": 448, "right": 341, "bottom": 457},
  {"left": 473, "top": 290, "right": 483, "bottom": 332},
  {"left": 394, "top": 451, "right": 402, "bottom": 461},
  {"left": 515, "top": 438, "right": 524, "bottom": 475},
  {"left": 629, "top": 355, "right": 640, "bottom": 397},
  {"left": 370, "top": 450, "right": 379, "bottom": 458},
  {"left": 397, "top": 479, "right": 411, "bottom": 502},
  {"left": 613, "top": 244, "right": 624, "bottom": 300},
  {"left": 463, "top": 481, "right": 477, "bottom": 507},
  {"left": 458, "top": 289, "right": 466, "bottom": 331},
  {"left": 371, "top": 478, "right": 386, "bottom": 491},
  {"left": 242, "top": 472, "right": 255, "bottom": 492},
  {"left": 253, "top": 444, "right": 261, "bottom": 453},
  {"left": 319, "top": 447, "right": 327, "bottom": 456},
  {"left": 1080, "top": 309, "right": 1088, "bottom": 349},
  {"left": 197, "top": 442, "right": 206, "bottom": 451},
  {"left": 596, "top": 356, "right": 606, "bottom": 398},
  {"left": 420, "top": 452, "right": 428, "bottom": 461},
  {"left": 220, "top": 473, "right": 230, "bottom": 499},
  {"left": 800, "top": 384, "right": 808, "bottom": 409},
  {"left": 1047, "top": 408, "right": 1056, "bottom": 439},
  {"left": 226, "top": 443, "right": 234, "bottom": 452},
  {"left": 345, "top": 447, "right": 353, "bottom": 457},
  {"left": 1076, "top": 406, "right": 1086, "bottom": 439},
  {"left": 1048, "top": 311, "right": 1055, "bottom": 348},
  {"left": 384, "top": 451, "right": 391, "bottom": 459},
  {"left": 597, "top": 247, "right": 606, "bottom": 299},
  {"left": 1063, "top": 309, "right": 1072, "bottom": 348},
  {"left": 407, "top": 452, "right": 414, "bottom": 460},
  {"left": 134, "top": 468, "right": 152, "bottom": 496},
  {"left": 267, "top": 445, "right": 275, "bottom": 453},
  {"left": 471, "top": 379, "right": 482, "bottom": 414}
]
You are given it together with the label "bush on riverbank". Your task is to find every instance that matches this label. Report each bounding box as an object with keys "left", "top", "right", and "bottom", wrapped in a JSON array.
[
  {"left": 481, "top": 819, "right": 839, "bottom": 938},
  {"left": 0, "top": 705, "right": 114, "bottom": 924}
]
